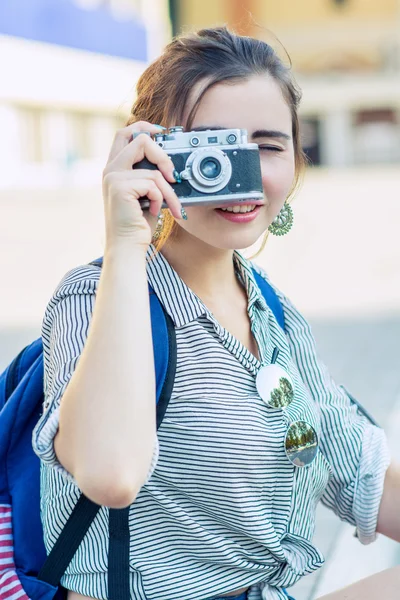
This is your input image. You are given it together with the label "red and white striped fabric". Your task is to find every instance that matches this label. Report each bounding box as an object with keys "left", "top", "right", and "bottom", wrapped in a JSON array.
[{"left": 0, "top": 504, "right": 30, "bottom": 600}]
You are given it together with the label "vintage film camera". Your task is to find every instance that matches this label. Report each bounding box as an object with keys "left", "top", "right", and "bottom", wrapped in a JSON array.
[{"left": 133, "top": 126, "right": 263, "bottom": 208}]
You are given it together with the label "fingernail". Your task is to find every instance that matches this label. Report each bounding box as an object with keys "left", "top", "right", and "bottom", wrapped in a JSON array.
[
  {"left": 154, "top": 125, "right": 166, "bottom": 130},
  {"left": 181, "top": 207, "right": 188, "bottom": 220},
  {"left": 173, "top": 169, "right": 182, "bottom": 183}
]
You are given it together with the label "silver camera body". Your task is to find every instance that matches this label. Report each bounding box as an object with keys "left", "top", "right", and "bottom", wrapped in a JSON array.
[{"left": 134, "top": 126, "right": 264, "bottom": 208}]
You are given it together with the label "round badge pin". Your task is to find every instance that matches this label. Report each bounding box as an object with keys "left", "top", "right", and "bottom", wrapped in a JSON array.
[
  {"left": 256, "top": 363, "right": 295, "bottom": 409},
  {"left": 285, "top": 420, "right": 319, "bottom": 467}
]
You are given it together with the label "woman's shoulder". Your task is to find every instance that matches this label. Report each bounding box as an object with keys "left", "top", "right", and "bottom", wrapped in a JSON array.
[
  {"left": 42, "top": 263, "right": 102, "bottom": 327},
  {"left": 51, "top": 262, "right": 102, "bottom": 300}
]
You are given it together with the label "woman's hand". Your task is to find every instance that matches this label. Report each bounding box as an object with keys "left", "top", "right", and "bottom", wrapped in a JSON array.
[{"left": 102, "top": 121, "right": 182, "bottom": 249}]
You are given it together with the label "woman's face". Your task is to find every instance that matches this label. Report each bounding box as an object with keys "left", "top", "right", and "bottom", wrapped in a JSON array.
[{"left": 174, "top": 74, "right": 296, "bottom": 250}]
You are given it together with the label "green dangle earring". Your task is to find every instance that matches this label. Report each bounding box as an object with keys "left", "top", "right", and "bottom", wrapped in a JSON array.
[{"left": 268, "top": 201, "right": 294, "bottom": 236}]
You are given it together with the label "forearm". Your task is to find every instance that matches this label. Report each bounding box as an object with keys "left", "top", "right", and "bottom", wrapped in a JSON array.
[
  {"left": 55, "top": 242, "right": 156, "bottom": 507},
  {"left": 376, "top": 462, "right": 400, "bottom": 542}
]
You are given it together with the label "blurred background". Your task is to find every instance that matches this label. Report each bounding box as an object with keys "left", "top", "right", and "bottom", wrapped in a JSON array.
[{"left": 0, "top": 1, "right": 399, "bottom": 598}]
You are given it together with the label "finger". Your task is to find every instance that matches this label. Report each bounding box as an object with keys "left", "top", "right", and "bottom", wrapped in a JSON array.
[
  {"left": 108, "top": 169, "right": 181, "bottom": 220},
  {"left": 135, "top": 180, "right": 164, "bottom": 218},
  {"left": 107, "top": 121, "right": 166, "bottom": 164},
  {"left": 118, "top": 178, "right": 164, "bottom": 217},
  {"left": 109, "top": 134, "right": 176, "bottom": 185},
  {"left": 125, "top": 169, "right": 181, "bottom": 220}
]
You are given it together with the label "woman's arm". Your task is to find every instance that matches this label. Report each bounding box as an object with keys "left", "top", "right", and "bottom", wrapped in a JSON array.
[
  {"left": 376, "top": 462, "right": 400, "bottom": 541},
  {"left": 54, "top": 243, "right": 157, "bottom": 509},
  {"left": 34, "top": 123, "right": 181, "bottom": 509}
]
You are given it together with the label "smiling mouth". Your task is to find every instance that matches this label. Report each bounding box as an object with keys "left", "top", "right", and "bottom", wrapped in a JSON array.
[
  {"left": 214, "top": 201, "right": 264, "bottom": 213},
  {"left": 216, "top": 204, "right": 257, "bottom": 213}
]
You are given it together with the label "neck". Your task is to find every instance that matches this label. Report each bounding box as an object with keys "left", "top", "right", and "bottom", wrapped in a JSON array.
[{"left": 159, "top": 227, "right": 239, "bottom": 303}]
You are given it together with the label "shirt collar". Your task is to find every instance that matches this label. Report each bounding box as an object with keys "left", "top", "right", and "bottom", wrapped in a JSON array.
[
  {"left": 146, "top": 245, "right": 206, "bottom": 328},
  {"left": 146, "top": 245, "right": 267, "bottom": 328},
  {"left": 233, "top": 251, "right": 269, "bottom": 313}
]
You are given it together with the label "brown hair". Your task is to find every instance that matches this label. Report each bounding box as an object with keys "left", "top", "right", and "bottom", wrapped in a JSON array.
[{"left": 127, "top": 26, "right": 307, "bottom": 255}]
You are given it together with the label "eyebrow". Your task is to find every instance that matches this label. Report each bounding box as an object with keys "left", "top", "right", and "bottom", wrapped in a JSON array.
[
  {"left": 191, "top": 126, "right": 291, "bottom": 141},
  {"left": 252, "top": 129, "right": 291, "bottom": 141}
]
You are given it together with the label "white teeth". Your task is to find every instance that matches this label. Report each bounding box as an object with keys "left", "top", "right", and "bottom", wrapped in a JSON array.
[{"left": 219, "top": 204, "right": 256, "bottom": 213}]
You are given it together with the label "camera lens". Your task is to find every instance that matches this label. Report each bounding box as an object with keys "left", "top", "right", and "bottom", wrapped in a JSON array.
[
  {"left": 199, "top": 157, "right": 222, "bottom": 180},
  {"left": 185, "top": 147, "right": 232, "bottom": 193}
]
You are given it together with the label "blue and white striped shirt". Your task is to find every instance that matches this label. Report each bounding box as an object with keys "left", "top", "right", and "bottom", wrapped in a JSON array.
[{"left": 32, "top": 246, "right": 390, "bottom": 600}]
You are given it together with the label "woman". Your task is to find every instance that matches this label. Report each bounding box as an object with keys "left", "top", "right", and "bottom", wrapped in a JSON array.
[{"left": 33, "top": 27, "right": 400, "bottom": 600}]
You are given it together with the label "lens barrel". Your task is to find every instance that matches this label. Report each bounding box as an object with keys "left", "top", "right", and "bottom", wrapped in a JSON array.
[{"left": 199, "top": 157, "right": 222, "bottom": 180}]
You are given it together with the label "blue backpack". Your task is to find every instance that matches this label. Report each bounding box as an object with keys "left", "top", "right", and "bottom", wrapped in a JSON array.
[{"left": 0, "top": 257, "right": 285, "bottom": 600}]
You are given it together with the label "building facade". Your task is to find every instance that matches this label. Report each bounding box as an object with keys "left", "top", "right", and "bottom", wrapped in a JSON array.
[
  {"left": 169, "top": 0, "right": 400, "bottom": 166},
  {"left": 0, "top": 0, "right": 171, "bottom": 188}
]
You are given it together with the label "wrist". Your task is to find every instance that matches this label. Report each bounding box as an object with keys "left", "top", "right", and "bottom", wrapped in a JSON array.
[{"left": 104, "top": 239, "right": 149, "bottom": 265}]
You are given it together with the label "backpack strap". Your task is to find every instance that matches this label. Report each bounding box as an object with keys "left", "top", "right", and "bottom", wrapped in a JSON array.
[
  {"left": 37, "top": 495, "right": 101, "bottom": 586},
  {"left": 252, "top": 269, "right": 285, "bottom": 331},
  {"left": 108, "top": 507, "right": 130, "bottom": 600}
]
